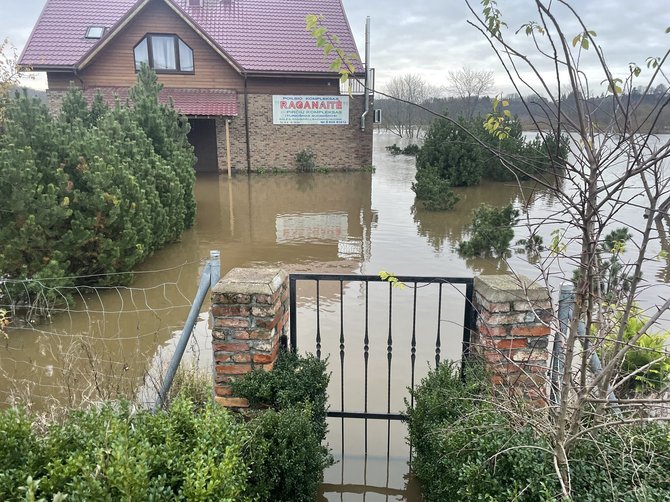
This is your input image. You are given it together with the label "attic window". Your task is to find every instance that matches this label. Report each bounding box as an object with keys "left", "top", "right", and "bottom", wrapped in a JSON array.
[
  {"left": 134, "top": 34, "right": 194, "bottom": 73},
  {"left": 85, "top": 26, "right": 106, "bottom": 39}
]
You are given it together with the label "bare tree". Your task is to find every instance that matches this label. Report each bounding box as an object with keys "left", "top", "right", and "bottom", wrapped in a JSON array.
[
  {"left": 462, "top": 0, "right": 670, "bottom": 497},
  {"left": 0, "top": 39, "right": 31, "bottom": 122},
  {"left": 447, "top": 66, "right": 495, "bottom": 117},
  {"left": 383, "top": 73, "right": 433, "bottom": 139}
]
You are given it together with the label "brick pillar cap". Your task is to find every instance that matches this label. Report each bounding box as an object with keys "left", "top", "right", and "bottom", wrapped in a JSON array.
[
  {"left": 474, "top": 275, "right": 549, "bottom": 303},
  {"left": 213, "top": 267, "right": 287, "bottom": 296}
]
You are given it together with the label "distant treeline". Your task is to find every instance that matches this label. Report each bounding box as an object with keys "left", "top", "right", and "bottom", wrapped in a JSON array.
[
  {"left": 8, "top": 86, "right": 47, "bottom": 103},
  {"left": 375, "top": 88, "right": 670, "bottom": 134}
]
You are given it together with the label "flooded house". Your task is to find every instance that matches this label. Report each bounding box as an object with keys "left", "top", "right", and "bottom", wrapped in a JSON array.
[{"left": 19, "top": 0, "right": 374, "bottom": 173}]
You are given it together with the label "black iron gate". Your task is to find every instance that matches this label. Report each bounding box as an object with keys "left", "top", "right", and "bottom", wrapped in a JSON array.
[{"left": 289, "top": 274, "right": 475, "bottom": 421}]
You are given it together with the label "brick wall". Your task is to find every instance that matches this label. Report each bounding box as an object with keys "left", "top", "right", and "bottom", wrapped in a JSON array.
[
  {"left": 216, "top": 93, "right": 374, "bottom": 172},
  {"left": 472, "top": 275, "right": 552, "bottom": 403},
  {"left": 210, "top": 268, "right": 289, "bottom": 408},
  {"left": 46, "top": 90, "right": 66, "bottom": 115}
]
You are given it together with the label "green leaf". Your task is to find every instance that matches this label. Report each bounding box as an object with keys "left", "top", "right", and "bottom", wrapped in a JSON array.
[
  {"left": 572, "top": 34, "right": 580, "bottom": 47},
  {"left": 666, "top": 26, "right": 670, "bottom": 33},
  {"left": 581, "top": 37, "right": 589, "bottom": 50}
]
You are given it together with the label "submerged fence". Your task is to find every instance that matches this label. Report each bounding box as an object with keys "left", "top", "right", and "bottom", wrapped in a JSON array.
[{"left": 0, "top": 253, "right": 218, "bottom": 411}]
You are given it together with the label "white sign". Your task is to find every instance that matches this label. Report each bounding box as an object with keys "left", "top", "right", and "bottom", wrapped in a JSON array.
[
  {"left": 272, "top": 95, "right": 349, "bottom": 125},
  {"left": 276, "top": 212, "right": 348, "bottom": 243}
]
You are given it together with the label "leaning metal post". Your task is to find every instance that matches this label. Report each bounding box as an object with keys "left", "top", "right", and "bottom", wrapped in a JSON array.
[
  {"left": 550, "top": 282, "right": 620, "bottom": 415},
  {"left": 550, "top": 283, "right": 571, "bottom": 406},
  {"left": 154, "top": 250, "right": 221, "bottom": 410}
]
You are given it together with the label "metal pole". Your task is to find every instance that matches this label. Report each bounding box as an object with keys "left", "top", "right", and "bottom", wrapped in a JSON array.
[
  {"left": 154, "top": 251, "right": 220, "bottom": 410},
  {"left": 360, "top": 16, "right": 371, "bottom": 132},
  {"left": 551, "top": 283, "right": 572, "bottom": 406},
  {"left": 209, "top": 250, "right": 221, "bottom": 288}
]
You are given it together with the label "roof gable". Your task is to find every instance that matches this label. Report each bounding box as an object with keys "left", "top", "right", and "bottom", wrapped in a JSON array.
[{"left": 20, "top": 0, "right": 362, "bottom": 74}]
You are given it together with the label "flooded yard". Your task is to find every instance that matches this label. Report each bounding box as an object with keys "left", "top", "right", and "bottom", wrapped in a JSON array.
[{"left": 2, "top": 132, "right": 669, "bottom": 501}]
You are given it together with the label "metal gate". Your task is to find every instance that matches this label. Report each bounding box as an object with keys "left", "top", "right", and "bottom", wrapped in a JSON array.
[{"left": 289, "top": 274, "right": 475, "bottom": 421}]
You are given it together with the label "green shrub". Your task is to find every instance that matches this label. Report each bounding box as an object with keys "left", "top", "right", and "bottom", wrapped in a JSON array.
[
  {"left": 0, "top": 66, "right": 196, "bottom": 307},
  {"left": 458, "top": 203, "right": 519, "bottom": 256},
  {"left": 0, "top": 354, "right": 333, "bottom": 501},
  {"left": 232, "top": 351, "right": 332, "bottom": 500},
  {"left": 0, "top": 396, "right": 249, "bottom": 501},
  {"left": 244, "top": 406, "right": 332, "bottom": 502},
  {"left": 411, "top": 165, "right": 460, "bottom": 211},
  {"left": 232, "top": 350, "right": 329, "bottom": 441},
  {"left": 386, "top": 143, "right": 421, "bottom": 156},
  {"left": 412, "top": 114, "right": 568, "bottom": 211},
  {"left": 416, "top": 116, "right": 485, "bottom": 187},
  {"left": 295, "top": 148, "right": 317, "bottom": 172},
  {"left": 407, "top": 362, "right": 670, "bottom": 501}
]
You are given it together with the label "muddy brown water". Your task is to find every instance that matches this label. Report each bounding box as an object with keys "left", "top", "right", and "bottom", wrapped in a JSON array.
[{"left": 1, "top": 132, "right": 669, "bottom": 501}]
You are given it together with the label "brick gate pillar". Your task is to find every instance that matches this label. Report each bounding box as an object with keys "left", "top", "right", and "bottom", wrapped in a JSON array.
[
  {"left": 210, "top": 268, "right": 289, "bottom": 408},
  {"left": 472, "top": 275, "right": 552, "bottom": 403}
]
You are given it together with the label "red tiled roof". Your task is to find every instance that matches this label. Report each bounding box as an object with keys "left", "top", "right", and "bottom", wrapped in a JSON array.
[
  {"left": 20, "top": 0, "right": 362, "bottom": 74},
  {"left": 21, "top": 0, "right": 138, "bottom": 68},
  {"left": 84, "top": 87, "right": 238, "bottom": 116}
]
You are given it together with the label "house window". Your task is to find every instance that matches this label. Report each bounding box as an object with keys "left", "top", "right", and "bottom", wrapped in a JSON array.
[{"left": 134, "top": 35, "right": 194, "bottom": 73}]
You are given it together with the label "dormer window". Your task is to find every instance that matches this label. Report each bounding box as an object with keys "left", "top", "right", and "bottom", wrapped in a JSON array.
[
  {"left": 85, "top": 26, "right": 106, "bottom": 39},
  {"left": 134, "top": 35, "right": 194, "bottom": 73}
]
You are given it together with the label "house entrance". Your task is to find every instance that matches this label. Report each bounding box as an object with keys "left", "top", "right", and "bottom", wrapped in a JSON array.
[{"left": 187, "top": 118, "right": 218, "bottom": 173}]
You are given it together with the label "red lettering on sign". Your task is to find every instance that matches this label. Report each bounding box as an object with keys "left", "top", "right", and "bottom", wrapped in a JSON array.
[{"left": 280, "top": 101, "right": 287, "bottom": 109}]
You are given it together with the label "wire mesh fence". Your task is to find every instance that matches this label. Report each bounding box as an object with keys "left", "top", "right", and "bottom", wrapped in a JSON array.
[{"left": 0, "top": 259, "right": 212, "bottom": 411}]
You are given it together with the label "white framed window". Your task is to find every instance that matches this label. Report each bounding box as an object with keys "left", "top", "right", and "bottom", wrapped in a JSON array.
[{"left": 133, "top": 34, "right": 194, "bottom": 73}]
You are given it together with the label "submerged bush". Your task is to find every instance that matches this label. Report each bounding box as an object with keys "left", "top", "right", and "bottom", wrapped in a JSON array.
[
  {"left": 386, "top": 143, "right": 421, "bottom": 156},
  {"left": 295, "top": 148, "right": 317, "bottom": 172},
  {"left": 0, "top": 66, "right": 196, "bottom": 306},
  {"left": 407, "top": 362, "right": 670, "bottom": 501},
  {"left": 458, "top": 203, "right": 519, "bottom": 256},
  {"left": 412, "top": 114, "right": 568, "bottom": 211}
]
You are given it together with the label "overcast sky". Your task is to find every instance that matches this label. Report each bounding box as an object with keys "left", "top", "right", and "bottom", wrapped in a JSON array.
[{"left": 4, "top": 0, "right": 669, "bottom": 95}]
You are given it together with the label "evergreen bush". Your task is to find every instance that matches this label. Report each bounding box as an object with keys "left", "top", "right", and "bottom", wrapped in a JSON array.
[
  {"left": 407, "top": 362, "right": 670, "bottom": 501},
  {"left": 0, "top": 66, "right": 196, "bottom": 306},
  {"left": 458, "top": 203, "right": 519, "bottom": 256},
  {"left": 412, "top": 114, "right": 568, "bottom": 210},
  {"left": 232, "top": 351, "right": 333, "bottom": 501}
]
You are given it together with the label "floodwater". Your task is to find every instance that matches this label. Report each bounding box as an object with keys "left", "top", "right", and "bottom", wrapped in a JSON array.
[{"left": 1, "top": 132, "right": 669, "bottom": 501}]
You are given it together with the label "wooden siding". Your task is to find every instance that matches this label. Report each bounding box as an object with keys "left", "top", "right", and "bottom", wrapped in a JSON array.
[
  {"left": 79, "top": 0, "right": 243, "bottom": 90},
  {"left": 246, "top": 77, "right": 340, "bottom": 95}
]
